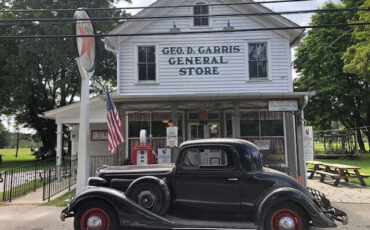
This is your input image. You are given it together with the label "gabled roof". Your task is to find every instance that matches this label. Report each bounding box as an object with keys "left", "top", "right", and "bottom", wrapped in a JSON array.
[{"left": 105, "top": 0, "right": 304, "bottom": 49}]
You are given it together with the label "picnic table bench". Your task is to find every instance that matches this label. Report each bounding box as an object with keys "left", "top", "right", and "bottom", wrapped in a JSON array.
[{"left": 306, "top": 161, "right": 369, "bottom": 186}]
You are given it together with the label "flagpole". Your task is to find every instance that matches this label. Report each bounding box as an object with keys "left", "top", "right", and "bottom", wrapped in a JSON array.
[{"left": 76, "top": 57, "right": 93, "bottom": 194}]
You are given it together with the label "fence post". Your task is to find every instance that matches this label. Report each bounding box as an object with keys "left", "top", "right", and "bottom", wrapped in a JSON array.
[
  {"left": 42, "top": 169, "right": 46, "bottom": 201},
  {"left": 48, "top": 168, "right": 51, "bottom": 202},
  {"left": 2, "top": 171, "right": 7, "bottom": 202},
  {"left": 34, "top": 162, "right": 37, "bottom": 192},
  {"left": 9, "top": 169, "right": 14, "bottom": 202}
]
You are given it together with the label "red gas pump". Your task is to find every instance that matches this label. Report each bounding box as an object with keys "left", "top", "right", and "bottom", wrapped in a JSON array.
[{"left": 133, "top": 145, "right": 154, "bottom": 165}]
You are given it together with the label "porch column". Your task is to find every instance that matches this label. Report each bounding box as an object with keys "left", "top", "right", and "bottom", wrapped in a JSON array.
[
  {"left": 71, "top": 125, "right": 78, "bottom": 179},
  {"left": 285, "top": 113, "right": 298, "bottom": 179},
  {"left": 171, "top": 104, "right": 179, "bottom": 162},
  {"left": 56, "top": 122, "right": 63, "bottom": 179},
  {"left": 296, "top": 110, "right": 307, "bottom": 185},
  {"left": 232, "top": 102, "right": 241, "bottom": 138}
]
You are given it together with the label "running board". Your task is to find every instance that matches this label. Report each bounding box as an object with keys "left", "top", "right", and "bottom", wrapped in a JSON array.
[{"left": 166, "top": 216, "right": 257, "bottom": 229}]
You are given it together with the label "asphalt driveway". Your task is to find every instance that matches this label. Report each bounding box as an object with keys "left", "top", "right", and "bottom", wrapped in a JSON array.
[{"left": 0, "top": 202, "right": 369, "bottom": 230}]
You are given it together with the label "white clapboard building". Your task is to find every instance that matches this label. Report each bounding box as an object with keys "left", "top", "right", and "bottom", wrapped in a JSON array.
[{"left": 45, "top": 0, "right": 313, "bottom": 184}]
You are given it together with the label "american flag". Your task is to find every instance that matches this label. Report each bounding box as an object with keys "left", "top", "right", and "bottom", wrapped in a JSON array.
[{"left": 106, "top": 88, "right": 124, "bottom": 154}]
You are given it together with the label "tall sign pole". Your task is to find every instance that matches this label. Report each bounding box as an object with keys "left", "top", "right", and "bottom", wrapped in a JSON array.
[{"left": 74, "top": 10, "right": 96, "bottom": 194}]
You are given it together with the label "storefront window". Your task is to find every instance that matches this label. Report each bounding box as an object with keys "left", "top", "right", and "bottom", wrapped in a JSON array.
[
  {"left": 138, "top": 46, "right": 156, "bottom": 81},
  {"left": 248, "top": 43, "right": 268, "bottom": 79},
  {"left": 240, "top": 112, "right": 285, "bottom": 165}
]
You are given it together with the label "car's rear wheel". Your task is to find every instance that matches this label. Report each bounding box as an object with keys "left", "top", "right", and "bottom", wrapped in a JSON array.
[
  {"left": 74, "top": 200, "right": 118, "bottom": 230},
  {"left": 265, "top": 202, "right": 309, "bottom": 230},
  {"left": 128, "top": 181, "right": 168, "bottom": 215}
]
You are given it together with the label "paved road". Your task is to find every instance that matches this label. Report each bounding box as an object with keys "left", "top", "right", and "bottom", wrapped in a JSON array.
[{"left": 0, "top": 203, "right": 368, "bottom": 230}]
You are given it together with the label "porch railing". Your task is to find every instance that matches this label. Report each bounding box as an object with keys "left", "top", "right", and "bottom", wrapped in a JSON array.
[{"left": 90, "top": 155, "right": 114, "bottom": 177}]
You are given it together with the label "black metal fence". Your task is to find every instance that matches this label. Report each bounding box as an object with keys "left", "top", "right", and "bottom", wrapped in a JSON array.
[
  {"left": 1, "top": 158, "right": 56, "bottom": 202},
  {"left": 90, "top": 155, "right": 114, "bottom": 176},
  {"left": 42, "top": 159, "right": 77, "bottom": 201}
]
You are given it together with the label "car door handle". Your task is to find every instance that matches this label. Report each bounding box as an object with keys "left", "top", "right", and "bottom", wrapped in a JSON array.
[{"left": 227, "top": 178, "right": 239, "bottom": 182}]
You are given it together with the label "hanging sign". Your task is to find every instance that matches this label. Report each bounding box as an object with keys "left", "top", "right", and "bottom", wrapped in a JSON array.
[
  {"left": 269, "top": 100, "right": 298, "bottom": 112},
  {"left": 157, "top": 148, "right": 172, "bottom": 164},
  {"left": 303, "top": 126, "right": 314, "bottom": 161},
  {"left": 166, "top": 126, "right": 178, "bottom": 147},
  {"left": 74, "top": 10, "right": 96, "bottom": 73}
]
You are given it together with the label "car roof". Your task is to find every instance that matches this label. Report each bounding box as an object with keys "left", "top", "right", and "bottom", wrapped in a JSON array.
[{"left": 179, "top": 138, "right": 258, "bottom": 149}]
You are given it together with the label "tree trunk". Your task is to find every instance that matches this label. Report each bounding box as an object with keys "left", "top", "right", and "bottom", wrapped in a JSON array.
[{"left": 356, "top": 130, "right": 366, "bottom": 152}]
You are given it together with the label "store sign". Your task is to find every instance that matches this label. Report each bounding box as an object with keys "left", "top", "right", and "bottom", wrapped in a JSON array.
[
  {"left": 161, "top": 45, "right": 241, "bottom": 76},
  {"left": 157, "top": 148, "right": 172, "bottom": 164},
  {"left": 254, "top": 140, "right": 270, "bottom": 151},
  {"left": 303, "top": 126, "right": 314, "bottom": 161},
  {"left": 71, "top": 131, "right": 78, "bottom": 141},
  {"left": 269, "top": 100, "right": 298, "bottom": 112},
  {"left": 166, "top": 126, "right": 178, "bottom": 147}
]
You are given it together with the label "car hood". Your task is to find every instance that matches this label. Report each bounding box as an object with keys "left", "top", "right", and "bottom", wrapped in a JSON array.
[{"left": 98, "top": 163, "right": 176, "bottom": 176}]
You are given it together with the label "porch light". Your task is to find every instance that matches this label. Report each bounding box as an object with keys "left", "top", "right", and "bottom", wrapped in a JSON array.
[
  {"left": 223, "top": 20, "right": 234, "bottom": 31},
  {"left": 170, "top": 22, "right": 181, "bottom": 33},
  {"left": 162, "top": 119, "right": 170, "bottom": 124},
  {"left": 168, "top": 122, "right": 174, "bottom": 127}
]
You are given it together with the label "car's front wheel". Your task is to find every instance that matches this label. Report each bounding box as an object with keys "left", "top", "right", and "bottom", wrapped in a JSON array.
[
  {"left": 74, "top": 200, "right": 119, "bottom": 230},
  {"left": 264, "top": 202, "right": 309, "bottom": 230}
]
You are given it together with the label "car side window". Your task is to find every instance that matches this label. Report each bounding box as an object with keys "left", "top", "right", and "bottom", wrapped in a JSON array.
[{"left": 181, "top": 147, "right": 233, "bottom": 169}]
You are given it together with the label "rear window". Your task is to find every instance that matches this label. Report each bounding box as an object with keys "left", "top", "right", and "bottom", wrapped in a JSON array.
[{"left": 181, "top": 147, "right": 233, "bottom": 169}]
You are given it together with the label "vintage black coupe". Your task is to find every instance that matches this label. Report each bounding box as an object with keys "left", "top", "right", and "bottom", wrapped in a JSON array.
[{"left": 61, "top": 139, "right": 347, "bottom": 230}]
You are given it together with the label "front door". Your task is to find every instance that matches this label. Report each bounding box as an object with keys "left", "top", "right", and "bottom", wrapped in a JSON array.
[
  {"left": 171, "top": 145, "right": 241, "bottom": 219},
  {"left": 188, "top": 122, "right": 220, "bottom": 140}
]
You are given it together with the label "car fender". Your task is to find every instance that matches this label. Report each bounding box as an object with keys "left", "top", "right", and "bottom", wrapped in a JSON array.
[
  {"left": 67, "top": 186, "right": 173, "bottom": 226},
  {"left": 254, "top": 187, "right": 336, "bottom": 228},
  {"left": 126, "top": 176, "right": 171, "bottom": 213}
]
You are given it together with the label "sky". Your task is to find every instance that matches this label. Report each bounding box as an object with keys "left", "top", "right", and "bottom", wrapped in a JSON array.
[
  {"left": 116, "top": 0, "right": 341, "bottom": 25},
  {"left": 1, "top": 0, "right": 342, "bottom": 134}
]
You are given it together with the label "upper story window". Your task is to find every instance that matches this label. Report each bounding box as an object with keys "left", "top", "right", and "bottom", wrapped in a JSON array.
[
  {"left": 194, "top": 2, "right": 209, "bottom": 27},
  {"left": 248, "top": 43, "right": 268, "bottom": 79},
  {"left": 138, "top": 46, "right": 156, "bottom": 81}
]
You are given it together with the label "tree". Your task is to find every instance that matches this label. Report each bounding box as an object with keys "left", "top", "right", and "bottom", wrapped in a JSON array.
[
  {"left": 294, "top": 0, "right": 369, "bottom": 151},
  {"left": 0, "top": 0, "right": 130, "bottom": 152},
  {"left": 342, "top": 0, "right": 370, "bottom": 147}
]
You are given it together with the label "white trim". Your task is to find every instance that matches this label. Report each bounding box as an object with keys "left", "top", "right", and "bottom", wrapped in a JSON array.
[
  {"left": 134, "top": 44, "right": 160, "bottom": 84},
  {"left": 117, "top": 51, "right": 121, "bottom": 94},
  {"left": 245, "top": 40, "right": 272, "bottom": 81},
  {"left": 283, "top": 112, "right": 288, "bottom": 166}
]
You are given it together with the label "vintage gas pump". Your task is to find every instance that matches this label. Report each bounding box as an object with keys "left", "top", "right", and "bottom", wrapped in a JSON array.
[{"left": 132, "top": 130, "right": 154, "bottom": 165}]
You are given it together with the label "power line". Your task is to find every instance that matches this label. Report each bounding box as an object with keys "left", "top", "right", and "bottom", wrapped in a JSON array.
[
  {"left": 0, "top": 0, "right": 312, "bottom": 13},
  {"left": 1, "top": 8, "right": 368, "bottom": 24},
  {"left": 0, "top": 22, "right": 368, "bottom": 39}
]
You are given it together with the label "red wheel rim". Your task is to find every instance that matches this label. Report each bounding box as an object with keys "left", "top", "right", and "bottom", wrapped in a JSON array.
[
  {"left": 270, "top": 208, "right": 302, "bottom": 230},
  {"left": 80, "top": 207, "right": 110, "bottom": 230}
]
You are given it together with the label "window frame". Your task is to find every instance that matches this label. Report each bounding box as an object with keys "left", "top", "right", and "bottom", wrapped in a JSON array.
[
  {"left": 178, "top": 145, "right": 236, "bottom": 171},
  {"left": 245, "top": 41, "right": 271, "bottom": 81},
  {"left": 135, "top": 44, "right": 159, "bottom": 84},
  {"left": 192, "top": 1, "right": 211, "bottom": 28}
]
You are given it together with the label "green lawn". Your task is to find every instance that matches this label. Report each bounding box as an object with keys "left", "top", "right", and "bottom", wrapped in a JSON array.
[
  {"left": 43, "top": 188, "right": 76, "bottom": 207},
  {"left": 314, "top": 142, "right": 369, "bottom": 154},
  {"left": 308, "top": 153, "right": 370, "bottom": 186},
  {"left": 0, "top": 148, "right": 36, "bottom": 172}
]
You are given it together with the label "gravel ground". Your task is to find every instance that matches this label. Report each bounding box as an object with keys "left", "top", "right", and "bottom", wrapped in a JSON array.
[{"left": 0, "top": 202, "right": 369, "bottom": 230}]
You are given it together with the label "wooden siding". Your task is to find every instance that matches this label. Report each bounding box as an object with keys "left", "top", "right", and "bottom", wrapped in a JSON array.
[{"left": 118, "top": 0, "right": 292, "bottom": 95}]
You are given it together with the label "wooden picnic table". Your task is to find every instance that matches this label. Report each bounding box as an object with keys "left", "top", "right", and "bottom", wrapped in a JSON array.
[{"left": 306, "top": 161, "right": 369, "bottom": 186}]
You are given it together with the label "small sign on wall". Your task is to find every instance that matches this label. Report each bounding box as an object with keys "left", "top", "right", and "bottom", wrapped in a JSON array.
[
  {"left": 167, "top": 126, "right": 178, "bottom": 147},
  {"left": 269, "top": 100, "right": 298, "bottom": 112},
  {"left": 158, "top": 148, "right": 172, "bottom": 164},
  {"left": 91, "top": 130, "right": 108, "bottom": 141},
  {"left": 303, "top": 126, "right": 314, "bottom": 161}
]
